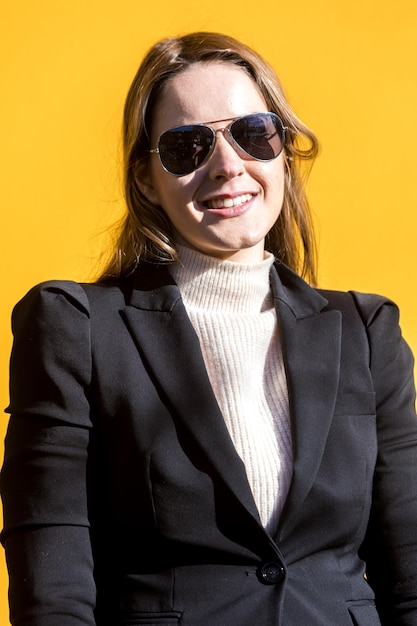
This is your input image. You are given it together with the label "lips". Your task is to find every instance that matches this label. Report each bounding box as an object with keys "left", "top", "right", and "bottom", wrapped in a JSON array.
[{"left": 204, "top": 193, "right": 253, "bottom": 210}]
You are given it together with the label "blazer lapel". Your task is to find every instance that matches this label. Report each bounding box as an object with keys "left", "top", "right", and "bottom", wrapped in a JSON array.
[
  {"left": 271, "top": 264, "right": 342, "bottom": 540},
  {"left": 121, "top": 264, "right": 262, "bottom": 522},
  {"left": 121, "top": 262, "right": 343, "bottom": 546}
]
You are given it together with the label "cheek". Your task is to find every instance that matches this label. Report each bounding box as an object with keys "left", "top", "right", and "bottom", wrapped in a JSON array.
[
  {"left": 260, "top": 160, "right": 285, "bottom": 224},
  {"left": 270, "top": 157, "right": 285, "bottom": 187},
  {"left": 154, "top": 171, "right": 200, "bottom": 214},
  {"left": 256, "top": 155, "right": 285, "bottom": 189},
  {"left": 259, "top": 167, "right": 285, "bottom": 213}
]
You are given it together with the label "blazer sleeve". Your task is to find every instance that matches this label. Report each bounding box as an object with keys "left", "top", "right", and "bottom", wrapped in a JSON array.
[
  {"left": 0, "top": 281, "right": 96, "bottom": 626},
  {"left": 352, "top": 292, "right": 417, "bottom": 625}
]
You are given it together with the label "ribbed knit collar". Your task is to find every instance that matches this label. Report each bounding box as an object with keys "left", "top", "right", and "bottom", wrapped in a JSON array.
[{"left": 169, "top": 245, "right": 275, "bottom": 314}]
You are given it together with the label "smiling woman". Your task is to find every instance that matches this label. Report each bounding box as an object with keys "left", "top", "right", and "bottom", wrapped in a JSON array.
[
  {"left": 139, "top": 62, "right": 286, "bottom": 263},
  {"left": 1, "top": 31, "right": 417, "bottom": 626},
  {"left": 103, "top": 32, "right": 319, "bottom": 283}
]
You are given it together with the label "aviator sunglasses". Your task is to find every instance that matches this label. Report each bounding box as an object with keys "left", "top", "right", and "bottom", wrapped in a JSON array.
[{"left": 149, "top": 112, "right": 286, "bottom": 177}]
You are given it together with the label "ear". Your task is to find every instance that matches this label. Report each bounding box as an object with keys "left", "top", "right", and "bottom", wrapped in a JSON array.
[{"left": 135, "top": 165, "right": 161, "bottom": 206}]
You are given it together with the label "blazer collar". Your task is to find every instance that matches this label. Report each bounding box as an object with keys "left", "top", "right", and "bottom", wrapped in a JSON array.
[
  {"left": 128, "top": 262, "right": 182, "bottom": 311},
  {"left": 127, "top": 259, "right": 330, "bottom": 314},
  {"left": 123, "top": 263, "right": 267, "bottom": 529},
  {"left": 270, "top": 261, "right": 329, "bottom": 318},
  {"left": 124, "top": 261, "right": 342, "bottom": 544},
  {"left": 270, "top": 263, "right": 342, "bottom": 540}
]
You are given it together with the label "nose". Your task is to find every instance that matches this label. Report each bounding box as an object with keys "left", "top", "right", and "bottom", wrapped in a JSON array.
[{"left": 207, "top": 128, "right": 245, "bottom": 179}]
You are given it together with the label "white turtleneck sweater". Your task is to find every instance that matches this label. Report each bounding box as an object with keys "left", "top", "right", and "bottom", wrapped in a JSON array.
[{"left": 170, "top": 245, "right": 293, "bottom": 534}]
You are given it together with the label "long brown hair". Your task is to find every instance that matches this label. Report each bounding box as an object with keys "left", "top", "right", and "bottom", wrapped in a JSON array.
[{"left": 99, "top": 32, "right": 319, "bottom": 284}]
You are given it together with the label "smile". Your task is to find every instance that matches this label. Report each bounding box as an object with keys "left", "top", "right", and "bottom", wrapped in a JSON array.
[{"left": 205, "top": 193, "right": 253, "bottom": 209}]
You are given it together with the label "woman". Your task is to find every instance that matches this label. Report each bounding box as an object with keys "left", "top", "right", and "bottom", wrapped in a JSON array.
[{"left": 1, "top": 32, "right": 416, "bottom": 626}]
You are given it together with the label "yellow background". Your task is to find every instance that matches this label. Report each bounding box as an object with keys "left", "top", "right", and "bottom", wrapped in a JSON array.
[{"left": 1, "top": 1, "right": 416, "bottom": 621}]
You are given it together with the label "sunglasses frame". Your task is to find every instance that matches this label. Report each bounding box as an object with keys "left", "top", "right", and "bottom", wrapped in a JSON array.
[{"left": 149, "top": 112, "right": 287, "bottom": 177}]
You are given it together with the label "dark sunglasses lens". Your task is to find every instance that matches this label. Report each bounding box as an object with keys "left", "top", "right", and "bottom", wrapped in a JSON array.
[
  {"left": 158, "top": 125, "right": 214, "bottom": 176},
  {"left": 231, "top": 113, "right": 284, "bottom": 161}
]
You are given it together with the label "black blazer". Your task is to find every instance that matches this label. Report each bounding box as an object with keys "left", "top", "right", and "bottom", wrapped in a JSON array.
[{"left": 1, "top": 261, "right": 417, "bottom": 626}]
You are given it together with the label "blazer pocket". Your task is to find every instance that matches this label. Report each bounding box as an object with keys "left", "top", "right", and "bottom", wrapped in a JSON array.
[
  {"left": 116, "top": 612, "right": 181, "bottom": 625},
  {"left": 348, "top": 602, "right": 380, "bottom": 626},
  {"left": 334, "top": 392, "right": 376, "bottom": 416}
]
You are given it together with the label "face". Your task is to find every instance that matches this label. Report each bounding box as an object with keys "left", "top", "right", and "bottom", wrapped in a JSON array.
[{"left": 140, "top": 62, "right": 285, "bottom": 263}]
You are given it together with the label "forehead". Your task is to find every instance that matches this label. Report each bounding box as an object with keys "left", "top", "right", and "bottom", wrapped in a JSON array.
[{"left": 151, "top": 62, "right": 268, "bottom": 135}]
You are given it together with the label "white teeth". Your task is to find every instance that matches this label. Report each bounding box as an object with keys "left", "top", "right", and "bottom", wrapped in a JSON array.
[{"left": 206, "top": 194, "right": 253, "bottom": 209}]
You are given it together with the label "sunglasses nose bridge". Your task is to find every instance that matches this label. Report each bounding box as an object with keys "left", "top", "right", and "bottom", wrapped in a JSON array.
[{"left": 210, "top": 126, "right": 239, "bottom": 154}]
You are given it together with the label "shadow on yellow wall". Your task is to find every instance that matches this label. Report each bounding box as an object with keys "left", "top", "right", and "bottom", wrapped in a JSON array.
[{"left": 1, "top": 1, "right": 416, "bottom": 622}]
